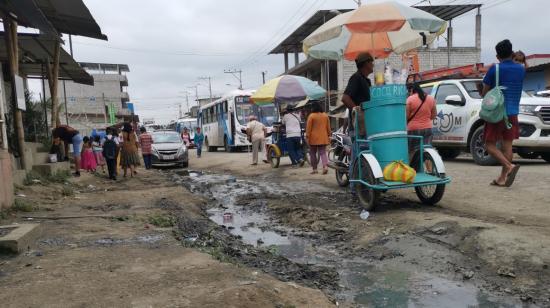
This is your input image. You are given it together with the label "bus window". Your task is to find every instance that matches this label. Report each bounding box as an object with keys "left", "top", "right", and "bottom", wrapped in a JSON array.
[
  {"left": 235, "top": 96, "right": 254, "bottom": 125},
  {"left": 258, "top": 104, "right": 278, "bottom": 126}
]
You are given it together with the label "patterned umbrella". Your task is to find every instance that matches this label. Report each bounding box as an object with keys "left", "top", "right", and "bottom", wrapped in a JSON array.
[
  {"left": 303, "top": 1, "right": 446, "bottom": 60},
  {"left": 251, "top": 75, "right": 326, "bottom": 105}
]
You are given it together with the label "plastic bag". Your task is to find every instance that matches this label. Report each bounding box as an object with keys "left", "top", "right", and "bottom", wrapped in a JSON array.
[{"left": 383, "top": 160, "right": 416, "bottom": 183}]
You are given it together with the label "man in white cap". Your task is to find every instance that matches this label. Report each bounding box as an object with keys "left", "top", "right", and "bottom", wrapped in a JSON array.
[{"left": 246, "top": 115, "right": 267, "bottom": 165}]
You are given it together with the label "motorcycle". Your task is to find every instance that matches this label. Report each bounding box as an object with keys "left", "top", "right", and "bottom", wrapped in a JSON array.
[{"left": 328, "top": 132, "right": 352, "bottom": 187}]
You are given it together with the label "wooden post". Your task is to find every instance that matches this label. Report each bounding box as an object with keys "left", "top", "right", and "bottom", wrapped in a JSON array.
[
  {"left": 2, "top": 17, "right": 27, "bottom": 169},
  {"left": 46, "top": 40, "right": 61, "bottom": 127}
]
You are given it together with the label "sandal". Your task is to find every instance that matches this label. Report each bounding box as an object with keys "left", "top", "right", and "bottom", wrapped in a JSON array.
[
  {"left": 322, "top": 168, "right": 328, "bottom": 175},
  {"left": 504, "top": 164, "right": 520, "bottom": 187},
  {"left": 310, "top": 170, "right": 318, "bottom": 174},
  {"left": 490, "top": 180, "right": 506, "bottom": 187}
]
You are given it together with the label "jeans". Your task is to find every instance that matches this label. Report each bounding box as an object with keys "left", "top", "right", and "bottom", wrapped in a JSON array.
[
  {"left": 71, "top": 134, "right": 83, "bottom": 156},
  {"left": 196, "top": 141, "right": 203, "bottom": 157},
  {"left": 106, "top": 158, "right": 117, "bottom": 179},
  {"left": 142, "top": 154, "right": 152, "bottom": 169},
  {"left": 309, "top": 145, "right": 328, "bottom": 170},
  {"left": 286, "top": 137, "right": 302, "bottom": 165}
]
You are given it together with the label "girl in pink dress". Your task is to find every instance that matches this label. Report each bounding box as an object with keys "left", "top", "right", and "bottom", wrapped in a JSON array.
[
  {"left": 80, "top": 136, "right": 97, "bottom": 172},
  {"left": 92, "top": 135, "right": 106, "bottom": 173}
]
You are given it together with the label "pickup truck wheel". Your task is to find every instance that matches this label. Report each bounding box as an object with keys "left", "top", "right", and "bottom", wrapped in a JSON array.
[
  {"left": 470, "top": 126, "right": 498, "bottom": 166},
  {"left": 517, "top": 149, "right": 540, "bottom": 159},
  {"left": 541, "top": 153, "right": 550, "bottom": 163},
  {"left": 437, "top": 148, "right": 461, "bottom": 160}
]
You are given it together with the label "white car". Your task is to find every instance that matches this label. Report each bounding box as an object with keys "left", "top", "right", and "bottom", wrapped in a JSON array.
[{"left": 421, "top": 79, "right": 550, "bottom": 165}]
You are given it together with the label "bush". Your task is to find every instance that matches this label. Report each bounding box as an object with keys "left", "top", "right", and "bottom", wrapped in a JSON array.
[
  {"left": 49, "top": 170, "right": 71, "bottom": 183},
  {"left": 13, "top": 199, "right": 37, "bottom": 212},
  {"left": 23, "top": 171, "right": 44, "bottom": 186},
  {"left": 148, "top": 214, "right": 176, "bottom": 228},
  {"left": 23, "top": 170, "right": 71, "bottom": 186}
]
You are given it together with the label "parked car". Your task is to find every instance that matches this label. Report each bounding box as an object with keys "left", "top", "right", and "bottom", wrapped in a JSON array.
[
  {"left": 150, "top": 131, "right": 188, "bottom": 168},
  {"left": 421, "top": 79, "right": 550, "bottom": 165}
]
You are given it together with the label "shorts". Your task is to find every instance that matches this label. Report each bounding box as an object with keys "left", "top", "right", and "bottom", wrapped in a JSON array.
[
  {"left": 484, "top": 115, "right": 519, "bottom": 142},
  {"left": 71, "top": 134, "right": 83, "bottom": 156},
  {"left": 408, "top": 128, "right": 433, "bottom": 152}
]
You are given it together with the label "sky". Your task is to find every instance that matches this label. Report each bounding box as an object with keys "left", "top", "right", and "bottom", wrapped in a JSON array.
[{"left": 28, "top": 0, "right": 550, "bottom": 124}]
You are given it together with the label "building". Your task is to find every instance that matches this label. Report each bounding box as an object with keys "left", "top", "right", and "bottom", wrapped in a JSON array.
[
  {"left": 524, "top": 54, "right": 550, "bottom": 94},
  {"left": 52, "top": 62, "right": 132, "bottom": 136},
  {"left": 269, "top": 5, "right": 483, "bottom": 110}
]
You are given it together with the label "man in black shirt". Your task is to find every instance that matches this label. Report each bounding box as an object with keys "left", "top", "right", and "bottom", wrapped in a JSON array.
[
  {"left": 342, "top": 52, "right": 374, "bottom": 135},
  {"left": 341, "top": 52, "right": 374, "bottom": 192}
]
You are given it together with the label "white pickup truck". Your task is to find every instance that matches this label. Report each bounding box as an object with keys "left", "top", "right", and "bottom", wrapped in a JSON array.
[{"left": 421, "top": 79, "right": 550, "bottom": 165}]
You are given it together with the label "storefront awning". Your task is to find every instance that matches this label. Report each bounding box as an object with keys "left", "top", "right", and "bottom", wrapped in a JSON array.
[
  {"left": 0, "top": 33, "right": 94, "bottom": 85},
  {"left": 0, "top": 0, "right": 107, "bottom": 40}
]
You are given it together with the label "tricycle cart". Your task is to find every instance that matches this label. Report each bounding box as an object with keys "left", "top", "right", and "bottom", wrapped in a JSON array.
[{"left": 350, "top": 84, "right": 451, "bottom": 210}]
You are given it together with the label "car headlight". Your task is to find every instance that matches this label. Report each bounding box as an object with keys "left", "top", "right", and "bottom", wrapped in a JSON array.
[
  {"left": 519, "top": 105, "right": 538, "bottom": 115},
  {"left": 177, "top": 145, "right": 187, "bottom": 157}
]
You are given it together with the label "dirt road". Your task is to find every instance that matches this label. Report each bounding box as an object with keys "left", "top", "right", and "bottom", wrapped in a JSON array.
[{"left": 1, "top": 149, "right": 549, "bottom": 307}]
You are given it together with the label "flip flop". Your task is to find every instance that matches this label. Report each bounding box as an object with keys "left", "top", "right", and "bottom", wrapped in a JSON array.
[
  {"left": 504, "top": 164, "right": 521, "bottom": 187},
  {"left": 490, "top": 180, "right": 506, "bottom": 187}
]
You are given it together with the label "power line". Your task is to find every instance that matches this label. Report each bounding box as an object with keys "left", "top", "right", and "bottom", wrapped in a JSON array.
[{"left": 71, "top": 41, "right": 255, "bottom": 57}]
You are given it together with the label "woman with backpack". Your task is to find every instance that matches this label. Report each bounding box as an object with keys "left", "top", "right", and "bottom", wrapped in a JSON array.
[{"left": 406, "top": 83, "right": 437, "bottom": 158}]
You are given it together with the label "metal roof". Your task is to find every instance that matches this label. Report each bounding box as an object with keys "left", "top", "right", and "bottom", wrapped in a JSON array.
[
  {"left": 269, "top": 9, "right": 353, "bottom": 54},
  {"left": 413, "top": 4, "right": 482, "bottom": 21},
  {"left": 0, "top": 33, "right": 94, "bottom": 85},
  {"left": 0, "top": 0, "right": 107, "bottom": 40},
  {"left": 79, "top": 62, "right": 130, "bottom": 73}
]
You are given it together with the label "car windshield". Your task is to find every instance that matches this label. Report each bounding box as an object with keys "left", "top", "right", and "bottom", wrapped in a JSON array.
[
  {"left": 235, "top": 96, "right": 255, "bottom": 125},
  {"left": 152, "top": 133, "right": 181, "bottom": 143},
  {"left": 258, "top": 104, "right": 278, "bottom": 126},
  {"left": 461, "top": 81, "right": 483, "bottom": 99}
]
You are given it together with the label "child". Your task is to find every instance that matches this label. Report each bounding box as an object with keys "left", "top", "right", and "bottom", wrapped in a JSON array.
[
  {"left": 194, "top": 127, "right": 204, "bottom": 158},
  {"left": 103, "top": 128, "right": 118, "bottom": 180},
  {"left": 181, "top": 127, "right": 191, "bottom": 146},
  {"left": 92, "top": 135, "right": 106, "bottom": 173},
  {"left": 80, "top": 136, "right": 97, "bottom": 172}
]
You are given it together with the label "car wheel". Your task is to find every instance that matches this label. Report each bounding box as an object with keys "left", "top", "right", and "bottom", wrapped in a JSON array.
[
  {"left": 541, "top": 153, "right": 550, "bottom": 163},
  {"left": 181, "top": 161, "right": 188, "bottom": 168},
  {"left": 437, "top": 148, "right": 461, "bottom": 160},
  {"left": 517, "top": 149, "right": 540, "bottom": 160},
  {"left": 470, "top": 126, "right": 498, "bottom": 166}
]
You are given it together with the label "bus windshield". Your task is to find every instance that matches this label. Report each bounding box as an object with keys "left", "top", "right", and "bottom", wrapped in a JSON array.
[
  {"left": 235, "top": 96, "right": 255, "bottom": 125},
  {"left": 178, "top": 121, "right": 198, "bottom": 132},
  {"left": 258, "top": 104, "right": 278, "bottom": 126}
]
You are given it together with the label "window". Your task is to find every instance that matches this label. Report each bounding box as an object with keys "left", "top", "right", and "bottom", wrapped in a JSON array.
[
  {"left": 461, "top": 81, "right": 483, "bottom": 99},
  {"left": 435, "top": 84, "right": 464, "bottom": 105},
  {"left": 224, "top": 101, "right": 228, "bottom": 113},
  {"left": 422, "top": 86, "right": 434, "bottom": 95}
]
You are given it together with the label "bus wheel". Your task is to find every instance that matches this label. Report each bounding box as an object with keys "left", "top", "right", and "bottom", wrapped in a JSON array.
[{"left": 206, "top": 138, "right": 216, "bottom": 152}]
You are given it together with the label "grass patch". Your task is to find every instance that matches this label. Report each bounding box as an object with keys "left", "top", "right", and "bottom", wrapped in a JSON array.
[
  {"left": 147, "top": 214, "right": 176, "bottom": 228},
  {"left": 61, "top": 186, "right": 74, "bottom": 197},
  {"left": 13, "top": 198, "right": 38, "bottom": 212},
  {"left": 23, "top": 170, "right": 72, "bottom": 186}
]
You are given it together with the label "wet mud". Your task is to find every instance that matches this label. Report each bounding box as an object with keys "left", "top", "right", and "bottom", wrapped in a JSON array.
[{"left": 168, "top": 170, "right": 548, "bottom": 307}]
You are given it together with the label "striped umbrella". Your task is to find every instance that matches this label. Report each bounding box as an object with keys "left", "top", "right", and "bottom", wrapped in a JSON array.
[
  {"left": 303, "top": 1, "right": 446, "bottom": 60},
  {"left": 251, "top": 75, "right": 326, "bottom": 105}
]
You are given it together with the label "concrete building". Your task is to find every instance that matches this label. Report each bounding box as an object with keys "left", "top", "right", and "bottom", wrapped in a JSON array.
[
  {"left": 52, "top": 62, "right": 132, "bottom": 136},
  {"left": 269, "top": 5, "right": 483, "bottom": 110}
]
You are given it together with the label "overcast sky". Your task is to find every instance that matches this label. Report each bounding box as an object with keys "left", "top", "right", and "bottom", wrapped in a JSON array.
[{"left": 29, "top": 0, "right": 550, "bottom": 124}]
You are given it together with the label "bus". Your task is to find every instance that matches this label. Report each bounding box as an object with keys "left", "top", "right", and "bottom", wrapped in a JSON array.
[{"left": 198, "top": 89, "right": 277, "bottom": 152}]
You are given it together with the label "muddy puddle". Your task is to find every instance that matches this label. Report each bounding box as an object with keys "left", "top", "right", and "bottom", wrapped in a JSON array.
[{"left": 171, "top": 170, "right": 535, "bottom": 307}]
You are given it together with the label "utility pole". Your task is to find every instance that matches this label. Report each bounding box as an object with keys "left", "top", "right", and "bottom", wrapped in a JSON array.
[
  {"left": 261, "top": 71, "right": 267, "bottom": 84},
  {"left": 224, "top": 69, "right": 243, "bottom": 89},
  {"left": 198, "top": 77, "right": 213, "bottom": 103},
  {"left": 353, "top": 0, "right": 362, "bottom": 7}
]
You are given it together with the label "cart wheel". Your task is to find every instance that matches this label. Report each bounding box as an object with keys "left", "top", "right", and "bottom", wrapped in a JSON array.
[
  {"left": 268, "top": 147, "right": 280, "bottom": 168},
  {"left": 351, "top": 156, "right": 379, "bottom": 211},
  {"left": 335, "top": 153, "right": 349, "bottom": 187},
  {"left": 411, "top": 151, "right": 445, "bottom": 205}
]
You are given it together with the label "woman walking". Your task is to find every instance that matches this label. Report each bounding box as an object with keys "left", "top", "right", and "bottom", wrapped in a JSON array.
[
  {"left": 119, "top": 122, "right": 140, "bottom": 177},
  {"left": 92, "top": 135, "right": 106, "bottom": 173},
  {"left": 306, "top": 102, "right": 331, "bottom": 174},
  {"left": 406, "top": 83, "right": 437, "bottom": 162}
]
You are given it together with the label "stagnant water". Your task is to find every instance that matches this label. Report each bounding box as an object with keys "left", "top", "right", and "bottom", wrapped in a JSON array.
[{"left": 174, "top": 171, "right": 529, "bottom": 308}]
